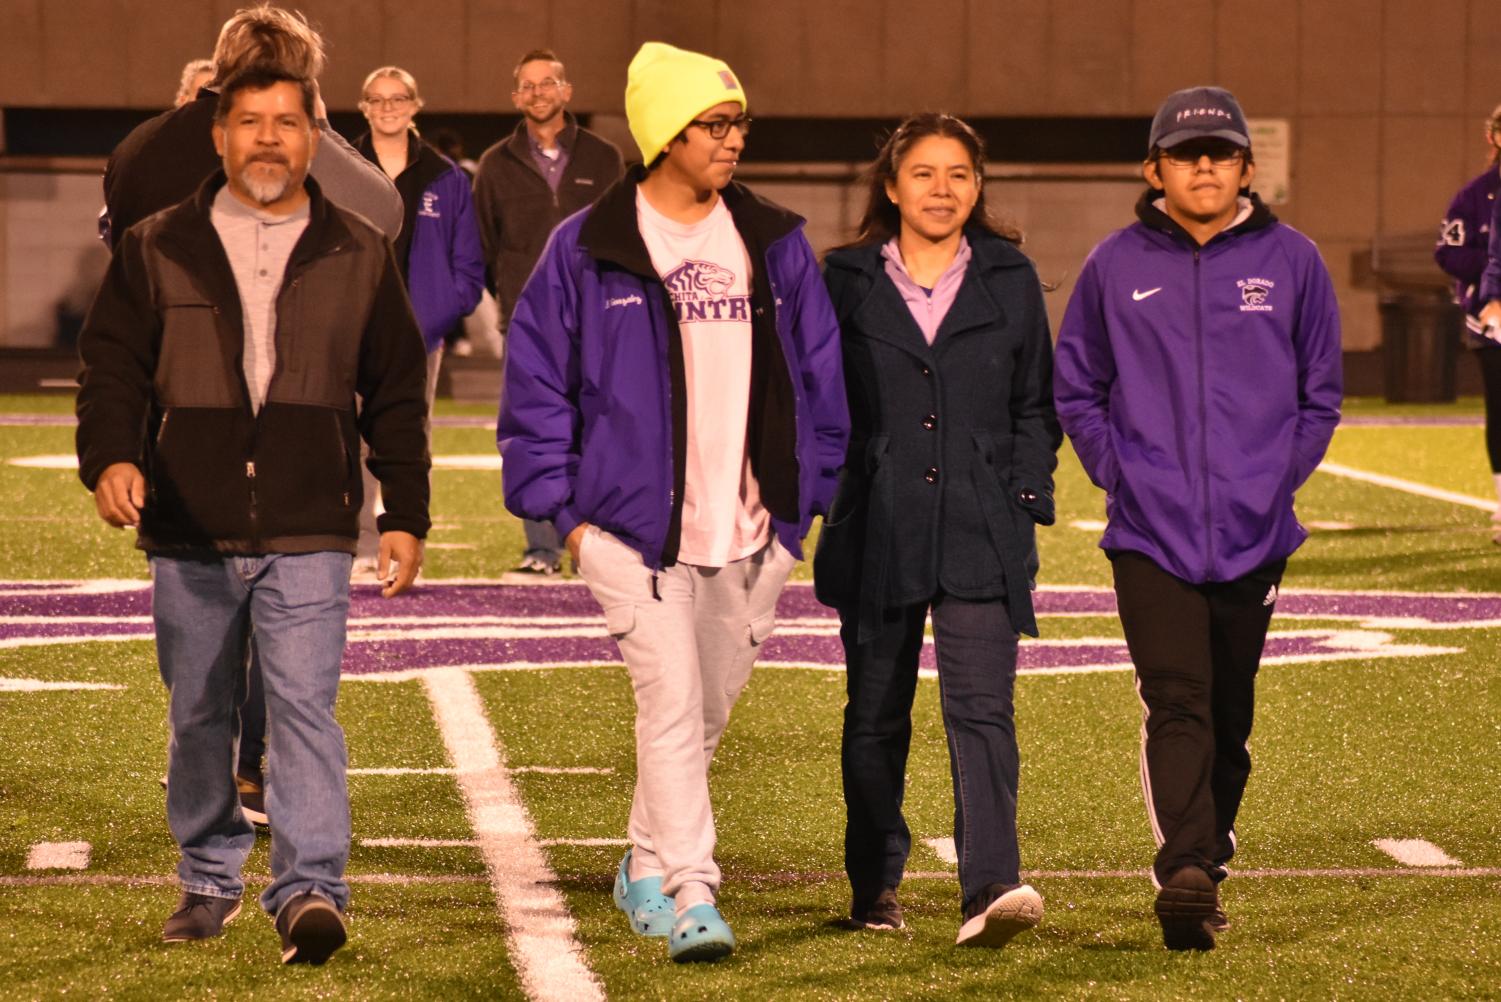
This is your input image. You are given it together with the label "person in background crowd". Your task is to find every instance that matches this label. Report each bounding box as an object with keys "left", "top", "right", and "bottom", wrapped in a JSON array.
[
  {"left": 103, "top": 3, "right": 402, "bottom": 246},
  {"left": 498, "top": 42, "right": 847, "bottom": 962},
  {"left": 100, "top": 2, "right": 405, "bottom": 831},
  {"left": 816, "top": 113, "right": 1059, "bottom": 948},
  {"left": 350, "top": 65, "right": 484, "bottom": 578},
  {"left": 174, "top": 58, "right": 214, "bottom": 108},
  {"left": 426, "top": 127, "right": 478, "bottom": 178},
  {"left": 1435, "top": 104, "right": 1501, "bottom": 541},
  {"left": 473, "top": 47, "right": 624, "bottom": 577},
  {"left": 1054, "top": 86, "right": 1342, "bottom": 951},
  {"left": 77, "top": 67, "right": 429, "bottom": 964}
]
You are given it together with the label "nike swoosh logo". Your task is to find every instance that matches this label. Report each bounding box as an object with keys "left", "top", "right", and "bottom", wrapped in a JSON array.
[{"left": 1132, "top": 288, "right": 1163, "bottom": 301}]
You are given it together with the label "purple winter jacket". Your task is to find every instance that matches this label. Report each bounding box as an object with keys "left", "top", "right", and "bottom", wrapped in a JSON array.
[
  {"left": 1054, "top": 192, "right": 1343, "bottom": 584},
  {"left": 1484, "top": 183, "right": 1501, "bottom": 305},
  {"left": 1434, "top": 166, "right": 1500, "bottom": 341},
  {"left": 497, "top": 168, "right": 849, "bottom": 569}
]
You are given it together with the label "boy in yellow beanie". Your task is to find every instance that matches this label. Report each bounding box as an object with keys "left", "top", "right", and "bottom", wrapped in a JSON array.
[{"left": 498, "top": 42, "right": 849, "bottom": 962}]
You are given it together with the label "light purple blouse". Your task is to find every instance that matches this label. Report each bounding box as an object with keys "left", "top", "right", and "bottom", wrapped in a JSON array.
[{"left": 880, "top": 236, "right": 972, "bottom": 345}]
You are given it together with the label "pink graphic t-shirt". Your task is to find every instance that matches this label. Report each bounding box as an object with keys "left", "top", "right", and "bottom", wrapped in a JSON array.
[{"left": 636, "top": 190, "right": 770, "bottom": 567}]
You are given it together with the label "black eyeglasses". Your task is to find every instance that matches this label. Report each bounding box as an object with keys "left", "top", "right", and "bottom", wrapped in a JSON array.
[
  {"left": 1162, "top": 145, "right": 1246, "bottom": 168},
  {"left": 363, "top": 94, "right": 414, "bottom": 110},
  {"left": 687, "top": 115, "right": 751, "bottom": 140}
]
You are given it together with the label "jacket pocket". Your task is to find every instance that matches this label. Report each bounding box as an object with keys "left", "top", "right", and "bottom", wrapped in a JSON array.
[
  {"left": 252, "top": 404, "right": 358, "bottom": 538},
  {"left": 145, "top": 406, "right": 251, "bottom": 541},
  {"left": 813, "top": 436, "right": 888, "bottom": 609},
  {"left": 972, "top": 430, "right": 1037, "bottom": 584},
  {"left": 604, "top": 603, "right": 636, "bottom": 639},
  {"left": 333, "top": 410, "right": 356, "bottom": 509},
  {"left": 157, "top": 298, "right": 234, "bottom": 407}
]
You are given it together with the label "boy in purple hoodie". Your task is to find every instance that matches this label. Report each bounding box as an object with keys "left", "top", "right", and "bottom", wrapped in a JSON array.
[{"left": 1053, "top": 86, "right": 1342, "bottom": 951}]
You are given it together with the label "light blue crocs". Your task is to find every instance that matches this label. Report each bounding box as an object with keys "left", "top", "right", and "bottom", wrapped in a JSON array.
[
  {"left": 612, "top": 850, "right": 675, "bottom": 937},
  {"left": 668, "top": 903, "right": 735, "bottom": 963}
]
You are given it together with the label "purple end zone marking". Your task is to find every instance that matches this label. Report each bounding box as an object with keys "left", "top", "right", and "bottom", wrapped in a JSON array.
[{"left": 0, "top": 581, "right": 1477, "bottom": 674}]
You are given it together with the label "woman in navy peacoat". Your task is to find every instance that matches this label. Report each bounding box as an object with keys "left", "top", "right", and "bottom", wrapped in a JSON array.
[{"left": 815, "top": 113, "right": 1061, "bottom": 948}]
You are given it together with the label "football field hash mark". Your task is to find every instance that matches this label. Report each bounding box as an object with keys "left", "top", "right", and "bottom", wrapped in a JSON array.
[
  {"left": 25, "top": 842, "right": 90, "bottom": 870},
  {"left": 923, "top": 837, "right": 958, "bottom": 865},
  {"left": 1372, "top": 839, "right": 1463, "bottom": 867}
]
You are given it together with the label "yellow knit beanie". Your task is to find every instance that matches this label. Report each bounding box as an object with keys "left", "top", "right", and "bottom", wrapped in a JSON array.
[{"left": 624, "top": 42, "right": 747, "bottom": 164}]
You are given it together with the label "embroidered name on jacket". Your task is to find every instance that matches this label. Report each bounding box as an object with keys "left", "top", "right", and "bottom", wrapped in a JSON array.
[
  {"left": 1237, "top": 277, "right": 1275, "bottom": 312},
  {"left": 662, "top": 259, "right": 751, "bottom": 324},
  {"left": 419, "top": 192, "right": 441, "bottom": 219}
]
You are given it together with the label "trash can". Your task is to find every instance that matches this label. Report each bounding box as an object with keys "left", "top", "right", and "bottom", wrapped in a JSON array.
[{"left": 1380, "top": 294, "right": 1462, "bottom": 403}]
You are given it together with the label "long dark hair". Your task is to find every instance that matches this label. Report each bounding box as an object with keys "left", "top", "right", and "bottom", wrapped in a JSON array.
[
  {"left": 1489, "top": 103, "right": 1501, "bottom": 167},
  {"left": 844, "top": 112, "right": 1023, "bottom": 248}
]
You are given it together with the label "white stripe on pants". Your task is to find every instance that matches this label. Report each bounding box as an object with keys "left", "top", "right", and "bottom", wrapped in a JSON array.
[{"left": 577, "top": 526, "right": 795, "bottom": 903}]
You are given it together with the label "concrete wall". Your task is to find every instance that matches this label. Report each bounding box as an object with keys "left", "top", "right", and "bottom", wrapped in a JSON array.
[{"left": 3, "top": 0, "right": 1500, "bottom": 351}]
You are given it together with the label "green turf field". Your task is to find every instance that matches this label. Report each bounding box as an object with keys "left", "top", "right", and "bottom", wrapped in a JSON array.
[{"left": 2, "top": 395, "right": 1499, "bottom": 1000}]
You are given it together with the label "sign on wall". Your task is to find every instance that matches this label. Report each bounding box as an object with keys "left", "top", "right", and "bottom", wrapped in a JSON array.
[{"left": 1248, "top": 119, "right": 1290, "bottom": 205}]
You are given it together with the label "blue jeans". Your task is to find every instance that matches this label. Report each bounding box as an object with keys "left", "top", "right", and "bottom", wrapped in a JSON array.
[
  {"left": 150, "top": 551, "right": 354, "bottom": 915},
  {"left": 523, "top": 519, "right": 561, "bottom": 566},
  {"left": 839, "top": 593, "right": 1021, "bottom": 909}
]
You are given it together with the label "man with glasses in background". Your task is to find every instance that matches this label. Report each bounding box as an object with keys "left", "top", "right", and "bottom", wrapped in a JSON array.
[
  {"left": 1053, "top": 86, "right": 1342, "bottom": 952},
  {"left": 473, "top": 48, "right": 624, "bottom": 577}
]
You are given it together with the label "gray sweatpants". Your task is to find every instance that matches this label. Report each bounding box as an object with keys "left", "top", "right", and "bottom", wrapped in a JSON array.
[{"left": 578, "top": 526, "right": 795, "bottom": 905}]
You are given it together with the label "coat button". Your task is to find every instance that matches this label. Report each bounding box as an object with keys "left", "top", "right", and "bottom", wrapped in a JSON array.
[
  {"left": 920, "top": 365, "right": 932, "bottom": 377},
  {"left": 921, "top": 414, "right": 936, "bottom": 431},
  {"left": 924, "top": 466, "right": 939, "bottom": 484},
  {"left": 1018, "top": 488, "right": 1038, "bottom": 504}
]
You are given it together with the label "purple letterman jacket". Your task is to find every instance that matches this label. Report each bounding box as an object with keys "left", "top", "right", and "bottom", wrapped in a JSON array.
[
  {"left": 497, "top": 167, "right": 849, "bottom": 569},
  {"left": 1434, "top": 167, "right": 1500, "bottom": 341},
  {"left": 1054, "top": 191, "right": 1343, "bottom": 584},
  {"left": 1484, "top": 184, "right": 1501, "bottom": 305}
]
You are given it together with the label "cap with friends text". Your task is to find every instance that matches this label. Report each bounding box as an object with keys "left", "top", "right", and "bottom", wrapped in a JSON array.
[
  {"left": 624, "top": 42, "right": 747, "bottom": 164},
  {"left": 1148, "top": 86, "right": 1250, "bottom": 152}
]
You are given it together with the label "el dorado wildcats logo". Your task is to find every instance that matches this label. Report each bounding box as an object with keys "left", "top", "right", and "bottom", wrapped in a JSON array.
[{"left": 1237, "top": 277, "right": 1275, "bottom": 312}]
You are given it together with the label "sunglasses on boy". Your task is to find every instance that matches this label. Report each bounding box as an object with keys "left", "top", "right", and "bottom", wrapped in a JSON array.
[{"left": 1159, "top": 140, "right": 1247, "bottom": 168}]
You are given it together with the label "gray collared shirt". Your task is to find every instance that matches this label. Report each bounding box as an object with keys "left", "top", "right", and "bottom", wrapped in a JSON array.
[
  {"left": 210, "top": 185, "right": 310, "bottom": 413},
  {"left": 527, "top": 129, "right": 571, "bottom": 194}
]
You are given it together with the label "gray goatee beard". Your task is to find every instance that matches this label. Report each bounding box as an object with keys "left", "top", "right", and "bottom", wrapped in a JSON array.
[{"left": 240, "top": 164, "right": 292, "bottom": 206}]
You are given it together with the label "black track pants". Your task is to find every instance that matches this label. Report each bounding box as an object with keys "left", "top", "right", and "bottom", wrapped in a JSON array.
[{"left": 1110, "top": 550, "right": 1285, "bottom": 885}]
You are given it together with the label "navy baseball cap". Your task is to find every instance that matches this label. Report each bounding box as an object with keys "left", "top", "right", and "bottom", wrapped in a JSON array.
[{"left": 1148, "top": 86, "right": 1250, "bottom": 152}]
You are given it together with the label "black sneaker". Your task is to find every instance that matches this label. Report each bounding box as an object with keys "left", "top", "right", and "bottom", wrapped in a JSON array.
[
  {"left": 162, "top": 891, "right": 242, "bottom": 942},
  {"left": 956, "top": 882, "right": 1043, "bottom": 948},
  {"left": 276, "top": 892, "right": 347, "bottom": 965},
  {"left": 235, "top": 771, "right": 269, "bottom": 828},
  {"left": 1154, "top": 866, "right": 1218, "bottom": 951},
  {"left": 849, "top": 888, "right": 904, "bottom": 930}
]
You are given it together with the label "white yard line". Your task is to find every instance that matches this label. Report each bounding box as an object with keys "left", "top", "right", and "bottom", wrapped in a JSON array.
[
  {"left": 25, "top": 841, "right": 90, "bottom": 870},
  {"left": 1317, "top": 461, "right": 1496, "bottom": 512},
  {"left": 362, "top": 836, "right": 627, "bottom": 849},
  {"left": 0, "top": 635, "right": 149, "bottom": 652},
  {"left": 349, "top": 767, "right": 459, "bottom": 776},
  {"left": 0, "top": 678, "right": 125, "bottom": 692},
  {"left": 422, "top": 667, "right": 604, "bottom": 1002},
  {"left": 1372, "top": 838, "right": 1463, "bottom": 867},
  {"left": 0, "top": 872, "right": 487, "bottom": 888}
]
